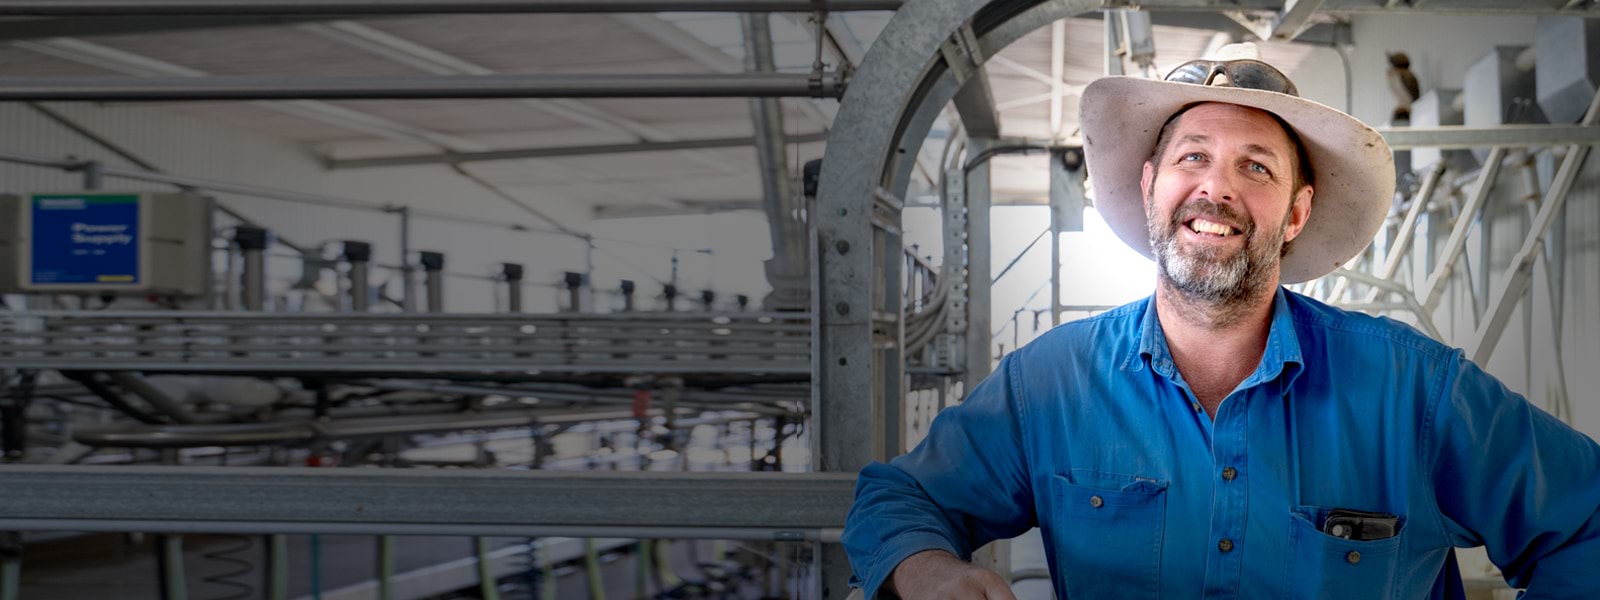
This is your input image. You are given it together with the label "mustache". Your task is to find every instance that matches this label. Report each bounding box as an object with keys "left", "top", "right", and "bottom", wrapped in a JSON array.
[{"left": 1168, "top": 199, "right": 1255, "bottom": 238}]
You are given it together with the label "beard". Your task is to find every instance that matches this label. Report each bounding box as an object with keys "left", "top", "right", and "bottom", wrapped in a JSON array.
[{"left": 1146, "top": 194, "right": 1292, "bottom": 311}]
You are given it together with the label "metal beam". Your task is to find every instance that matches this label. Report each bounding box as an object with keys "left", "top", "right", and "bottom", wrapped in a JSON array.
[
  {"left": 329, "top": 132, "right": 828, "bottom": 170},
  {"left": 0, "top": 73, "right": 847, "bottom": 101},
  {"left": 13, "top": 37, "right": 681, "bottom": 212},
  {"left": 1379, "top": 125, "right": 1600, "bottom": 149},
  {"left": 1467, "top": 92, "right": 1600, "bottom": 364},
  {"left": 302, "top": 20, "right": 744, "bottom": 174},
  {"left": 0, "top": 15, "right": 338, "bottom": 41},
  {"left": 0, "top": 465, "right": 854, "bottom": 535},
  {"left": 592, "top": 201, "right": 761, "bottom": 220},
  {"left": 0, "top": 0, "right": 904, "bottom": 15},
  {"left": 1234, "top": 0, "right": 1326, "bottom": 41}
]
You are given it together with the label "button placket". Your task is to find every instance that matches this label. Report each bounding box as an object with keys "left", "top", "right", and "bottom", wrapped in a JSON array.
[{"left": 1201, "top": 391, "right": 1250, "bottom": 598}]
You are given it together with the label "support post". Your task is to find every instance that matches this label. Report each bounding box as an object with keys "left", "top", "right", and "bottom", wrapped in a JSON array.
[
  {"left": 343, "top": 241, "right": 372, "bottom": 313},
  {"left": 1421, "top": 147, "right": 1508, "bottom": 312},
  {"left": 503, "top": 263, "right": 524, "bottom": 314},
  {"left": 397, "top": 207, "right": 416, "bottom": 312},
  {"left": 421, "top": 251, "right": 445, "bottom": 313},
  {"left": 235, "top": 226, "right": 269, "bottom": 311},
  {"left": 1048, "top": 147, "right": 1086, "bottom": 327}
]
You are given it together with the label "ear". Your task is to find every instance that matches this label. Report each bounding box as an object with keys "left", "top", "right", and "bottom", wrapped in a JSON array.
[
  {"left": 1283, "top": 184, "right": 1313, "bottom": 242},
  {"left": 1140, "top": 161, "right": 1155, "bottom": 202}
]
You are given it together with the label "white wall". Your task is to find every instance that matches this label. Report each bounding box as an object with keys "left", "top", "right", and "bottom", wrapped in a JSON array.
[
  {"left": 1290, "top": 14, "right": 1540, "bottom": 128},
  {"left": 0, "top": 101, "right": 613, "bottom": 313}
]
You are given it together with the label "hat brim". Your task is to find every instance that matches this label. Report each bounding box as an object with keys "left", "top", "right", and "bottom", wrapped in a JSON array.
[{"left": 1079, "top": 77, "right": 1395, "bottom": 284}]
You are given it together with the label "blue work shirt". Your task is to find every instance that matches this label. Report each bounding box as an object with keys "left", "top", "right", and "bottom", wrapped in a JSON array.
[{"left": 844, "top": 289, "right": 1600, "bottom": 599}]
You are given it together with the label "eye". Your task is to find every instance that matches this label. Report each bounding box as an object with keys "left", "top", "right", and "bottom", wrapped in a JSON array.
[
  {"left": 1247, "top": 162, "right": 1271, "bottom": 175},
  {"left": 1181, "top": 152, "right": 1204, "bottom": 162}
]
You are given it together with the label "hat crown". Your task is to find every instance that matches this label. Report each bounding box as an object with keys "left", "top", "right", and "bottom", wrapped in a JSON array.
[{"left": 1205, "top": 42, "right": 1263, "bottom": 62}]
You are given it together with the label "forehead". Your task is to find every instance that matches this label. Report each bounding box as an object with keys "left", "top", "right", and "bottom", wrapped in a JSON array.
[{"left": 1165, "top": 102, "right": 1294, "bottom": 155}]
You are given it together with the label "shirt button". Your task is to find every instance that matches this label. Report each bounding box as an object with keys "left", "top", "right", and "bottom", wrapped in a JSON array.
[
  {"left": 1346, "top": 551, "right": 1361, "bottom": 564},
  {"left": 1222, "top": 467, "right": 1237, "bottom": 481},
  {"left": 1191, "top": 401, "right": 1202, "bottom": 412},
  {"left": 1218, "top": 538, "right": 1234, "bottom": 553},
  {"left": 1089, "top": 495, "right": 1104, "bottom": 508}
]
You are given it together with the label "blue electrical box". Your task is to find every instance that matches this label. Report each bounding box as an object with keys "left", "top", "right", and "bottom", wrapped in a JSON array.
[
  {"left": 0, "top": 192, "right": 212, "bottom": 295},
  {"left": 28, "top": 193, "right": 142, "bottom": 286}
]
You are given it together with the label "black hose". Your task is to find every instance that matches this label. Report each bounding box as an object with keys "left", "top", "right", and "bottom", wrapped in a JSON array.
[{"left": 59, "top": 371, "right": 165, "bottom": 425}]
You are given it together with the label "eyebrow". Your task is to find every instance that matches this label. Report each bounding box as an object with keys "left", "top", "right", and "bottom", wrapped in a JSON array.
[{"left": 1242, "top": 143, "right": 1282, "bottom": 163}]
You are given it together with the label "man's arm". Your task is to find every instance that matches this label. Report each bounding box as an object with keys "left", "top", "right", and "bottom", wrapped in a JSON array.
[
  {"left": 841, "top": 354, "right": 1037, "bottom": 598},
  {"left": 1426, "top": 350, "right": 1600, "bottom": 597}
]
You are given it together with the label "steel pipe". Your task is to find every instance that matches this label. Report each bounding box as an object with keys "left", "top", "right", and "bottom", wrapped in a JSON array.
[
  {"left": 106, "top": 372, "right": 200, "bottom": 424},
  {"left": 0, "top": 73, "right": 848, "bottom": 101},
  {"left": 0, "top": 465, "right": 854, "bottom": 531},
  {"left": 328, "top": 132, "right": 828, "bottom": 170},
  {"left": 0, "top": 0, "right": 903, "bottom": 15}
]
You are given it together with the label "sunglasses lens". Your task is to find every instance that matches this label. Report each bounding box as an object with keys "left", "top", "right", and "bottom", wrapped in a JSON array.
[
  {"left": 1226, "top": 62, "right": 1297, "bottom": 96},
  {"left": 1164, "top": 62, "right": 1212, "bottom": 85},
  {"left": 1162, "top": 60, "right": 1298, "bottom": 96}
]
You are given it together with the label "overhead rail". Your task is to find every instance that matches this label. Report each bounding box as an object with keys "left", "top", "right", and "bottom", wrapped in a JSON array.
[
  {"left": 0, "top": 465, "right": 854, "bottom": 539},
  {"left": 0, "top": 73, "right": 848, "bottom": 101},
  {"left": 1378, "top": 124, "right": 1600, "bottom": 150},
  {"left": 0, "top": 0, "right": 1582, "bottom": 15},
  {"left": 329, "top": 131, "right": 830, "bottom": 170},
  {"left": 0, "top": 311, "right": 812, "bottom": 375},
  {"left": 0, "top": 0, "right": 906, "bottom": 15}
]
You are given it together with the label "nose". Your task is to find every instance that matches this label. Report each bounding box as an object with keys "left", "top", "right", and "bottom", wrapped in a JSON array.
[{"left": 1195, "top": 164, "right": 1238, "bottom": 203}]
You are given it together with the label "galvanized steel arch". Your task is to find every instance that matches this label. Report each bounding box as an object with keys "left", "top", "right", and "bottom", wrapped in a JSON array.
[
  {"left": 817, "top": 0, "right": 1098, "bottom": 211},
  {"left": 810, "top": 0, "right": 1099, "bottom": 475}
]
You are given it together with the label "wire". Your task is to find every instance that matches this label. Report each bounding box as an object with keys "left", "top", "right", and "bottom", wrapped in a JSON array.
[{"left": 963, "top": 144, "right": 1051, "bottom": 174}]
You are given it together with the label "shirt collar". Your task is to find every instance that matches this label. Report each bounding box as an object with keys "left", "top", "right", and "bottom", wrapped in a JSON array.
[{"left": 1123, "top": 288, "right": 1305, "bottom": 389}]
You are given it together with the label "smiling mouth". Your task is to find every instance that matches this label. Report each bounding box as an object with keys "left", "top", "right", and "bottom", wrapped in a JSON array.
[{"left": 1184, "top": 217, "right": 1242, "bottom": 238}]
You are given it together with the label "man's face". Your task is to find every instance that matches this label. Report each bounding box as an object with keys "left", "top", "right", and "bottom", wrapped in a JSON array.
[{"left": 1139, "top": 102, "right": 1313, "bottom": 307}]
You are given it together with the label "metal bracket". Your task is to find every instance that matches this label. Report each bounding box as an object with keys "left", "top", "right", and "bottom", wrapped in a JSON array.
[{"left": 938, "top": 23, "right": 985, "bottom": 85}]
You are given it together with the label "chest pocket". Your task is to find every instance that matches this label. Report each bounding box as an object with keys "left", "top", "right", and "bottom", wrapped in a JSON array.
[
  {"left": 1050, "top": 470, "right": 1167, "bottom": 600},
  {"left": 1285, "top": 506, "right": 1404, "bottom": 599}
]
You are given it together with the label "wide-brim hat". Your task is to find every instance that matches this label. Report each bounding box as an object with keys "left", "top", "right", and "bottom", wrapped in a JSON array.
[{"left": 1079, "top": 44, "right": 1395, "bottom": 284}]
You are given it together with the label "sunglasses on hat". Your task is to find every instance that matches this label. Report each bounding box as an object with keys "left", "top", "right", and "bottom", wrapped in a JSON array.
[{"left": 1163, "top": 59, "right": 1299, "bottom": 97}]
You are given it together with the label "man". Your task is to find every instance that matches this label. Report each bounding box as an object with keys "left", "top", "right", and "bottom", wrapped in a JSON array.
[{"left": 842, "top": 44, "right": 1600, "bottom": 599}]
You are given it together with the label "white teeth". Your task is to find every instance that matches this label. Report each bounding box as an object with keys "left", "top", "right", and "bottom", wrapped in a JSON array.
[{"left": 1189, "top": 219, "right": 1233, "bottom": 236}]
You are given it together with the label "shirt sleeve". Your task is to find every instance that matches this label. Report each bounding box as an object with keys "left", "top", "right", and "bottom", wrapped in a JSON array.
[
  {"left": 1425, "top": 349, "right": 1600, "bottom": 597},
  {"left": 841, "top": 353, "right": 1038, "bottom": 598}
]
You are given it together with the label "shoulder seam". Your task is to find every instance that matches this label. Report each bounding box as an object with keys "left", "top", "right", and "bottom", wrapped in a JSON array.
[{"left": 1289, "top": 311, "right": 1449, "bottom": 362}]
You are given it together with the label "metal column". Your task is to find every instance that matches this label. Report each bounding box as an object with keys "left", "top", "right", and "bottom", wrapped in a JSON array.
[
  {"left": 343, "top": 241, "right": 372, "bottom": 313},
  {"left": 742, "top": 13, "right": 808, "bottom": 311},
  {"left": 563, "top": 272, "right": 584, "bottom": 313},
  {"left": 397, "top": 207, "right": 416, "bottom": 312},
  {"left": 963, "top": 138, "right": 1004, "bottom": 581},
  {"left": 964, "top": 138, "right": 995, "bottom": 383},
  {"left": 421, "top": 252, "right": 445, "bottom": 313},
  {"left": 1048, "top": 148, "right": 1087, "bottom": 327},
  {"left": 235, "top": 226, "right": 270, "bottom": 311},
  {"left": 503, "top": 263, "right": 524, "bottom": 313}
]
